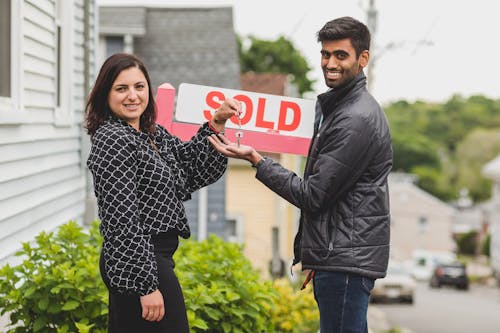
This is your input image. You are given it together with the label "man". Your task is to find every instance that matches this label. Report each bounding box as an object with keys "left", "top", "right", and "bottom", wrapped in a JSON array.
[{"left": 209, "top": 16, "right": 392, "bottom": 333}]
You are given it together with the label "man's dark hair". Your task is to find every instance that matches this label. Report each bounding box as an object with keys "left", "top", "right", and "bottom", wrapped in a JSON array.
[{"left": 317, "top": 16, "right": 371, "bottom": 58}]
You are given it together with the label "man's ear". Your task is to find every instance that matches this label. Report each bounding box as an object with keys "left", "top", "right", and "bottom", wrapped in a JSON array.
[{"left": 359, "top": 50, "right": 370, "bottom": 68}]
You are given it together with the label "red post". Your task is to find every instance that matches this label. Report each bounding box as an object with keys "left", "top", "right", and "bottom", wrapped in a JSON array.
[{"left": 155, "top": 83, "right": 176, "bottom": 131}]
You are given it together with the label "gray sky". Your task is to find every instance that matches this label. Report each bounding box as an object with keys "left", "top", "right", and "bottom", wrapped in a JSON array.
[{"left": 98, "top": 0, "right": 500, "bottom": 105}]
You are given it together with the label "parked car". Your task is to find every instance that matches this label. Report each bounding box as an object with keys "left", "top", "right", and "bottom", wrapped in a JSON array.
[
  {"left": 429, "top": 262, "right": 469, "bottom": 290},
  {"left": 409, "top": 249, "right": 457, "bottom": 281},
  {"left": 371, "top": 261, "right": 416, "bottom": 304}
]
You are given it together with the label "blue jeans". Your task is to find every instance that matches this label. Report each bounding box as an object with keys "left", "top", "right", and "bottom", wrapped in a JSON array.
[{"left": 313, "top": 271, "right": 375, "bottom": 333}]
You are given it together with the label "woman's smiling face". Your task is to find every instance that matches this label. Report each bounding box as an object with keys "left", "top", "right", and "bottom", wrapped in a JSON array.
[{"left": 108, "top": 66, "right": 149, "bottom": 130}]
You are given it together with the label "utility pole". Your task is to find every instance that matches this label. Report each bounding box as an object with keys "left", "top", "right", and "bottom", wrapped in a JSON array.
[{"left": 366, "top": 0, "right": 377, "bottom": 92}]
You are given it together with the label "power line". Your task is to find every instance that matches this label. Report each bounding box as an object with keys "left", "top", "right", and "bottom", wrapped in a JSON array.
[{"left": 364, "top": 0, "right": 434, "bottom": 93}]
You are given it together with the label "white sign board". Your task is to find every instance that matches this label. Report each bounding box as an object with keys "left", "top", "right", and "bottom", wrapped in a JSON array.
[{"left": 176, "top": 83, "right": 315, "bottom": 139}]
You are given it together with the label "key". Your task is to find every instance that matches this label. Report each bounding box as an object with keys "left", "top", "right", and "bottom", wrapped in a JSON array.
[
  {"left": 236, "top": 110, "right": 243, "bottom": 147},
  {"left": 236, "top": 131, "right": 243, "bottom": 147}
]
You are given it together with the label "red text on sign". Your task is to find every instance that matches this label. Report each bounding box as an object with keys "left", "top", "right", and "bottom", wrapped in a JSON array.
[{"left": 203, "top": 90, "right": 302, "bottom": 132}]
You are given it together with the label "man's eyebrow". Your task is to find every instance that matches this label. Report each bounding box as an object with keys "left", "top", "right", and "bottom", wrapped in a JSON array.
[
  {"left": 332, "top": 49, "right": 349, "bottom": 55},
  {"left": 321, "top": 49, "right": 350, "bottom": 55}
]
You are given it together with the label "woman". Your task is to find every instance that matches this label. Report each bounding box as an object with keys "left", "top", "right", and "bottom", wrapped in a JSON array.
[{"left": 85, "top": 53, "right": 238, "bottom": 332}]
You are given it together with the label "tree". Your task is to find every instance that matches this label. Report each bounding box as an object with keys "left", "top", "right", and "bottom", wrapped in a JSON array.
[
  {"left": 456, "top": 231, "right": 479, "bottom": 255},
  {"left": 454, "top": 128, "right": 500, "bottom": 201},
  {"left": 238, "top": 35, "right": 315, "bottom": 96},
  {"left": 411, "top": 165, "right": 456, "bottom": 202},
  {"left": 384, "top": 95, "right": 500, "bottom": 202},
  {"left": 391, "top": 131, "right": 441, "bottom": 171}
]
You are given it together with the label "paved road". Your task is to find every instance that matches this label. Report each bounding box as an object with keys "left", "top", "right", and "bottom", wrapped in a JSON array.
[{"left": 375, "top": 282, "right": 500, "bottom": 333}]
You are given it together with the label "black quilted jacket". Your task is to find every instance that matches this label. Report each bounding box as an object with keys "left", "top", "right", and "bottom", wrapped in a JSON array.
[
  {"left": 255, "top": 72, "right": 392, "bottom": 279},
  {"left": 87, "top": 117, "right": 226, "bottom": 295}
]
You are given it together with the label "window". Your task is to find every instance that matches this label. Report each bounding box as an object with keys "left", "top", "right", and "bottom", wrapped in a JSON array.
[
  {"left": 54, "top": 0, "right": 72, "bottom": 125},
  {"left": 105, "top": 36, "right": 125, "bottom": 57},
  {"left": 55, "top": 1, "right": 64, "bottom": 109},
  {"left": 418, "top": 216, "right": 428, "bottom": 233},
  {"left": 0, "top": 0, "right": 11, "bottom": 98},
  {"left": 225, "top": 216, "right": 244, "bottom": 244},
  {"left": 270, "top": 226, "right": 286, "bottom": 278},
  {"left": 0, "top": 0, "right": 23, "bottom": 119},
  {"left": 56, "top": 24, "right": 62, "bottom": 107}
]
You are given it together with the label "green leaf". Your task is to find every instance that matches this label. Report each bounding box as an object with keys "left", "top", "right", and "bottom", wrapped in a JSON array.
[
  {"left": 33, "top": 316, "right": 48, "bottom": 331},
  {"left": 75, "top": 321, "right": 94, "bottom": 333},
  {"left": 38, "top": 297, "right": 49, "bottom": 310},
  {"left": 61, "top": 300, "right": 80, "bottom": 311},
  {"left": 224, "top": 290, "right": 240, "bottom": 302},
  {"left": 204, "top": 307, "right": 221, "bottom": 320},
  {"left": 222, "top": 322, "right": 232, "bottom": 333},
  {"left": 57, "top": 325, "right": 70, "bottom": 333},
  {"left": 24, "top": 286, "right": 37, "bottom": 298},
  {"left": 47, "top": 302, "right": 62, "bottom": 314},
  {"left": 191, "top": 317, "right": 208, "bottom": 330},
  {"left": 50, "top": 282, "right": 74, "bottom": 294}
]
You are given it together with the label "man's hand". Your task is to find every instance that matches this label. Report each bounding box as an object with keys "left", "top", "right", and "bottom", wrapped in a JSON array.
[
  {"left": 208, "top": 134, "right": 263, "bottom": 166},
  {"left": 140, "top": 289, "right": 165, "bottom": 322}
]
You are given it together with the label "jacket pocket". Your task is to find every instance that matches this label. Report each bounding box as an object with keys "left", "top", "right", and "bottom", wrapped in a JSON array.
[{"left": 302, "top": 212, "right": 329, "bottom": 261}]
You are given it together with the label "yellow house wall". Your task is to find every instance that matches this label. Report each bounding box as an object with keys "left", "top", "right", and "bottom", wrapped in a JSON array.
[{"left": 226, "top": 154, "right": 303, "bottom": 278}]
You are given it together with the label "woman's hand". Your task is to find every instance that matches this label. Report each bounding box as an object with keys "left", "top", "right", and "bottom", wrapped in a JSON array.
[
  {"left": 208, "top": 134, "right": 263, "bottom": 166},
  {"left": 140, "top": 289, "right": 165, "bottom": 322},
  {"left": 210, "top": 98, "right": 242, "bottom": 133}
]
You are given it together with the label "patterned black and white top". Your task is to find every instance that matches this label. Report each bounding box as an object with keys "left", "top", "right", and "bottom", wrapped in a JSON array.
[{"left": 87, "top": 117, "right": 227, "bottom": 295}]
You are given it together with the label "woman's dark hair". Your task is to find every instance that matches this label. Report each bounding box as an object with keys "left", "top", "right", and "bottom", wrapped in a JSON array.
[
  {"left": 317, "top": 16, "right": 371, "bottom": 58},
  {"left": 84, "top": 53, "right": 156, "bottom": 136}
]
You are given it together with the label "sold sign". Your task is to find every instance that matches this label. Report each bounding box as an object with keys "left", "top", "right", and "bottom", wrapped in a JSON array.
[{"left": 155, "top": 83, "right": 315, "bottom": 155}]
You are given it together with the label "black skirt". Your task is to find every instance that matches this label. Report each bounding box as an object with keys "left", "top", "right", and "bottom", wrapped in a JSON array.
[{"left": 100, "top": 231, "right": 189, "bottom": 333}]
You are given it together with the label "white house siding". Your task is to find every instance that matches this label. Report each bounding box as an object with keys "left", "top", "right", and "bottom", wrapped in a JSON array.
[{"left": 0, "top": 0, "right": 96, "bottom": 265}]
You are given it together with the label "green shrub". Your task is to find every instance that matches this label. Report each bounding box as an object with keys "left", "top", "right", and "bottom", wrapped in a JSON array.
[
  {"left": 270, "top": 278, "right": 319, "bottom": 333},
  {"left": 174, "top": 234, "right": 277, "bottom": 332},
  {"left": 0, "top": 221, "right": 107, "bottom": 333},
  {"left": 1, "top": 222, "right": 314, "bottom": 333},
  {"left": 482, "top": 233, "right": 491, "bottom": 257},
  {"left": 456, "top": 231, "right": 478, "bottom": 255}
]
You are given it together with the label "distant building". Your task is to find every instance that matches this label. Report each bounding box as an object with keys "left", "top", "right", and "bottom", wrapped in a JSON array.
[
  {"left": 388, "top": 173, "right": 456, "bottom": 261},
  {"left": 240, "top": 72, "right": 299, "bottom": 97},
  {"left": 452, "top": 188, "right": 482, "bottom": 234},
  {"left": 0, "top": 0, "right": 97, "bottom": 265},
  {"left": 97, "top": 3, "right": 241, "bottom": 239},
  {"left": 482, "top": 156, "right": 500, "bottom": 280}
]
